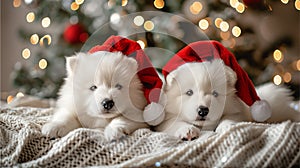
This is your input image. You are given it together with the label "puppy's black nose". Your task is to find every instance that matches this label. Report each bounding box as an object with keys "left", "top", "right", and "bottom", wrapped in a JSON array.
[
  {"left": 197, "top": 106, "right": 209, "bottom": 117},
  {"left": 101, "top": 98, "right": 114, "bottom": 110}
]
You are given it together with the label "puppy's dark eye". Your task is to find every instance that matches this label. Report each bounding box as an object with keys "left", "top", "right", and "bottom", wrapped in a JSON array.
[
  {"left": 90, "top": 85, "right": 97, "bottom": 91},
  {"left": 212, "top": 90, "right": 219, "bottom": 97},
  {"left": 115, "top": 84, "right": 123, "bottom": 90},
  {"left": 186, "top": 89, "right": 193, "bottom": 96}
]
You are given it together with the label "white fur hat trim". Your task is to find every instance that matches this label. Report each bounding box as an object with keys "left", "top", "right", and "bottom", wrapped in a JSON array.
[
  {"left": 250, "top": 100, "right": 272, "bottom": 122},
  {"left": 143, "top": 102, "right": 165, "bottom": 126}
]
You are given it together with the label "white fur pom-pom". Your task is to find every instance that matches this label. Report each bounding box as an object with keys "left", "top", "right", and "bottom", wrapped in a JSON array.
[
  {"left": 250, "top": 100, "right": 272, "bottom": 122},
  {"left": 143, "top": 102, "right": 165, "bottom": 126}
]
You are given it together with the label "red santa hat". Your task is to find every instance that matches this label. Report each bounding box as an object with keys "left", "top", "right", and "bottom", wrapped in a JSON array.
[
  {"left": 88, "top": 35, "right": 165, "bottom": 125},
  {"left": 162, "top": 40, "right": 271, "bottom": 122}
]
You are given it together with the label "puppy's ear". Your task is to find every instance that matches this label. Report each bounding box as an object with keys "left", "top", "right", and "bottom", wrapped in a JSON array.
[
  {"left": 166, "top": 71, "right": 176, "bottom": 88},
  {"left": 126, "top": 57, "right": 139, "bottom": 72},
  {"left": 65, "top": 56, "right": 77, "bottom": 74},
  {"left": 224, "top": 66, "right": 237, "bottom": 86}
]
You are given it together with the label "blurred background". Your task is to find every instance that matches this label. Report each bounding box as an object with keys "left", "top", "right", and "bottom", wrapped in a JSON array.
[{"left": 1, "top": 0, "right": 300, "bottom": 104}]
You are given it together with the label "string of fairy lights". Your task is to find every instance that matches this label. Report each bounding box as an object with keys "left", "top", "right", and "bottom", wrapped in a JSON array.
[{"left": 6, "top": 0, "right": 300, "bottom": 104}]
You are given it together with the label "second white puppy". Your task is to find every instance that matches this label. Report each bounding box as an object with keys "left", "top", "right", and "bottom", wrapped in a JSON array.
[{"left": 156, "top": 41, "right": 299, "bottom": 140}]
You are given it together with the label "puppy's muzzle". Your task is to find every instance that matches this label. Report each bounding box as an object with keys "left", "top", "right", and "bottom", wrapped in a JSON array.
[
  {"left": 101, "top": 98, "right": 115, "bottom": 110},
  {"left": 197, "top": 105, "right": 209, "bottom": 118}
]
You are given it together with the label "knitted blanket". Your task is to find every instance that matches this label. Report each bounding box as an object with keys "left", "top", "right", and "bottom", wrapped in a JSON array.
[{"left": 1, "top": 107, "right": 300, "bottom": 167}]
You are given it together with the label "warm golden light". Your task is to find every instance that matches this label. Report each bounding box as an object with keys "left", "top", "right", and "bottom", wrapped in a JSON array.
[
  {"left": 198, "top": 19, "right": 209, "bottom": 30},
  {"left": 7, "top": 95, "right": 14, "bottom": 104},
  {"left": 144, "top": 20, "right": 154, "bottom": 31},
  {"left": 107, "top": 0, "right": 115, "bottom": 8},
  {"left": 22, "top": 48, "right": 31, "bottom": 59},
  {"left": 230, "top": 0, "right": 239, "bottom": 8},
  {"left": 236, "top": 3, "right": 245, "bottom": 13},
  {"left": 229, "top": 38, "right": 236, "bottom": 48},
  {"left": 16, "top": 92, "right": 25, "bottom": 98},
  {"left": 41, "top": 17, "right": 51, "bottom": 28},
  {"left": 30, "top": 34, "right": 39, "bottom": 45},
  {"left": 134, "top": 15, "right": 144, "bottom": 26},
  {"left": 122, "top": 0, "right": 128, "bottom": 6},
  {"left": 13, "top": 0, "right": 21, "bottom": 8},
  {"left": 110, "top": 13, "right": 120, "bottom": 24},
  {"left": 214, "top": 18, "right": 223, "bottom": 28},
  {"left": 220, "top": 32, "right": 230, "bottom": 40},
  {"left": 154, "top": 0, "right": 164, "bottom": 9},
  {"left": 39, "top": 59, "right": 48, "bottom": 69},
  {"left": 273, "top": 49, "right": 283, "bottom": 63},
  {"left": 26, "top": 12, "right": 35, "bottom": 23},
  {"left": 283, "top": 72, "right": 292, "bottom": 83},
  {"left": 137, "top": 40, "right": 146, "bottom": 49},
  {"left": 273, "top": 75, "right": 282, "bottom": 85},
  {"left": 40, "top": 35, "right": 52, "bottom": 46},
  {"left": 295, "top": 0, "right": 300, "bottom": 10},
  {"left": 71, "top": 2, "right": 79, "bottom": 11},
  {"left": 296, "top": 59, "right": 300, "bottom": 71},
  {"left": 75, "top": 0, "right": 85, "bottom": 5},
  {"left": 220, "top": 21, "right": 229, "bottom": 32},
  {"left": 281, "top": 0, "right": 289, "bottom": 4},
  {"left": 232, "top": 26, "right": 241, "bottom": 37},
  {"left": 189, "top": 1, "right": 203, "bottom": 15}
]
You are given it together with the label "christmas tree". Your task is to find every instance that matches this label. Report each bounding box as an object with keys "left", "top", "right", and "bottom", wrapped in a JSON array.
[{"left": 10, "top": 0, "right": 300, "bottom": 100}]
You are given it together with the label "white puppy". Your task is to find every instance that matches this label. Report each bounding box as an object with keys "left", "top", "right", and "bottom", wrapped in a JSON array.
[
  {"left": 42, "top": 51, "right": 148, "bottom": 141},
  {"left": 156, "top": 59, "right": 299, "bottom": 140}
]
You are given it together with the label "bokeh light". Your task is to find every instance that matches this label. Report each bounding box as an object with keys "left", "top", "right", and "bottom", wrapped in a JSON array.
[
  {"left": 39, "top": 59, "right": 48, "bottom": 69},
  {"left": 236, "top": 3, "right": 245, "bottom": 13},
  {"left": 134, "top": 15, "right": 144, "bottom": 26},
  {"left": 220, "top": 21, "right": 229, "bottom": 32},
  {"left": 71, "top": 2, "right": 79, "bottom": 11},
  {"left": 16, "top": 92, "right": 25, "bottom": 98},
  {"left": 220, "top": 31, "right": 230, "bottom": 40},
  {"left": 41, "top": 17, "right": 51, "bottom": 28},
  {"left": 107, "top": 0, "right": 115, "bottom": 8},
  {"left": 110, "top": 13, "right": 121, "bottom": 24},
  {"left": 26, "top": 12, "right": 35, "bottom": 23},
  {"left": 283, "top": 72, "right": 292, "bottom": 83},
  {"left": 13, "top": 0, "right": 21, "bottom": 8},
  {"left": 296, "top": 59, "right": 300, "bottom": 71},
  {"left": 189, "top": 1, "right": 203, "bottom": 14},
  {"left": 154, "top": 0, "right": 164, "bottom": 9},
  {"left": 273, "top": 75, "right": 282, "bottom": 85},
  {"left": 144, "top": 20, "right": 154, "bottom": 31},
  {"left": 30, "top": 34, "right": 39, "bottom": 45},
  {"left": 75, "top": 0, "right": 85, "bottom": 5},
  {"left": 7, "top": 95, "right": 14, "bottom": 104},
  {"left": 22, "top": 48, "right": 31, "bottom": 59},
  {"left": 40, "top": 35, "right": 52, "bottom": 46},
  {"left": 232, "top": 26, "right": 241, "bottom": 37},
  {"left": 295, "top": 0, "right": 300, "bottom": 10},
  {"left": 214, "top": 18, "right": 223, "bottom": 28},
  {"left": 230, "top": 0, "right": 239, "bottom": 8},
  {"left": 198, "top": 19, "right": 209, "bottom": 30},
  {"left": 273, "top": 49, "right": 283, "bottom": 63},
  {"left": 281, "top": 0, "right": 289, "bottom": 4},
  {"left": 24, "top": 0, "right": 33, "bottom": 4}
]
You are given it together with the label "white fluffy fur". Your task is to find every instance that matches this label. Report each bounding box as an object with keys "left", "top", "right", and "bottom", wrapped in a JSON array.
[
  {"left": 143, "top": 102, "right": 165, "bottom": 126},
  {"left": 42, "top": 51, "right": 148, "bottom": 141},
  {"left": 156, "top": 59, "right": 300, "bottom": 140}
]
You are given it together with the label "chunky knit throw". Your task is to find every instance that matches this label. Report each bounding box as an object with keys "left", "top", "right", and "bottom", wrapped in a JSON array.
[{"left": 1, "top": 106, "right": 299, "bottom": 167}]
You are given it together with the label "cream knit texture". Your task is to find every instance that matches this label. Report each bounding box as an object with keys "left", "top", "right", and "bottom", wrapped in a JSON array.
[{"left": 1, "top": 107, "right": 299, "bottom": 167}]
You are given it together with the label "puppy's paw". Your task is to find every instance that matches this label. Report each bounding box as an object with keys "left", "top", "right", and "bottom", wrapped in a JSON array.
[
  {"left": 175, "top": 125, "right": 200, "bottom": 141},
  {"left": 42, "top": 122, "right": 70, "bottom": 138},
  {"left": 104, "top": 125, "right": 128, "bottom": 142}
]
